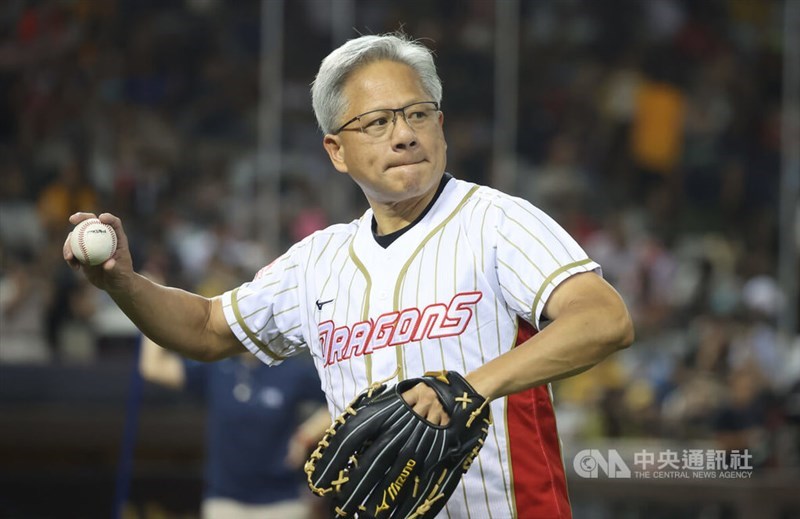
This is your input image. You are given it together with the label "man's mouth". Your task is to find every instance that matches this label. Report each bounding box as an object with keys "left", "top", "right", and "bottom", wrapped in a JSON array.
[{"left": 387, "top": 159, "right": 424, "bottom": 169}]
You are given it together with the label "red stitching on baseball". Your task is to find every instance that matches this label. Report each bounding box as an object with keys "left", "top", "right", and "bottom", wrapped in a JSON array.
[
  {"left": 78, "top": 220, "right": 91, "bottom": 264},
  {"left": 108, "top": 224, "right": 117, "bottom": 258}
]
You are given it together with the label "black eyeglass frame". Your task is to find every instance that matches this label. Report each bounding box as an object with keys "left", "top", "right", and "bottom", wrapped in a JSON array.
[{"left": 331, "top": 101, "right": 440, "bottom": 135}]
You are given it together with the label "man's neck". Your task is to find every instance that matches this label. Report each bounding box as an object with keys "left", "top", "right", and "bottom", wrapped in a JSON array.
[
  {"left": 371, "top": 192, "right": 436, "bottom": 236},
  {"left": 370, "top": 173, "right": 452, "bottom": 236}
]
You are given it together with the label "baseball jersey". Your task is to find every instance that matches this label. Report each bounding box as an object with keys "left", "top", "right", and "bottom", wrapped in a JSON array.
[{"left": 222, "top": 175, "right": 600, "bottom": 518}]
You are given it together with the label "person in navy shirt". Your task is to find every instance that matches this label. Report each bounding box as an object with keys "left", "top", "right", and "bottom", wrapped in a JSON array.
[{"left": 140, "top": 336, "right": 328, "bottom": 519}]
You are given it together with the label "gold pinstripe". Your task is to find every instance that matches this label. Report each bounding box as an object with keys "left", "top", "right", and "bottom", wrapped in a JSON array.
[
  {"left": 496, "top": 205, "right": 562, "bottom": 264},
  {"left": 482, "top": 302, "right": 515, "bottom": 517},
  {"left": 273, "top": 303, "right": 299, "bottom": 318},
  {"left": 348, "top": 236, "right": 373, "bottom": 384},
  {"left": 433, "top": 228, "right": 446, "bottom": 376},
  {"left": 314, "top": 235, "right": 353, "bottom": 402},
  {"left": 459, "top": 481, "right": 472, "bottom": 519},
  {"left": 318, "top": 234, "right": 352, "bottom": 299},
  {"left": 239, "top": 298, "right": 278, "bottom": 320},
  {"left": 298, "top": 235, "right": 332, "bottom": 401},
  {"left": 230, "top": 287, "right": 286, "bottom": 361},
  {"left": 488, "top": 299, "right": 515, "bottom": 518},
  {"left": 479, "top": 202, "right": 491, "bottom": 273},
  {"left": 497, "top": 257, "right": 537, "bottom": 294},
  {"left": 504, "top": 317, "right": 521, "bottom": 518},
  {"left": 508, "top": 198, "right": 578, "bottom": 261},
  {"left": 454, "top": 230, "right": 466, "bottom": 374},
  {"left": 412, "top": 247, "right": 427, "bottom": 373},
  {"left": 393, "top": 185, "right": 479, "bottom": 380},
  {"left": 470, "top": 247, "right": 486, "bottom": 366},
  {"left": 303, "top": 234, "right": 333, "bottom": 410},
  {"left": 273, "top": 285, "right": 299, "bottom": 298},
  {"left": 504, "top": 396, "right": 517, "bottom": 518},
  {"left": 531, "top": 259, "right": 593, "bottom": 317},
  {"left": 257, "top": 258, "right": 298, "bottom": 279},
  {"left": 497, "top": 231, "right": 546, "bottom": 278},
  {"left": 252, "top": 312, "right": 275, "bottom": 335},
  {"left": 302, "top": 236, "right": 333, "bottom": 404},
  {"left": 314, "top": 233, "right": 336, "bottom": 268},
  {"left": 343, "top": 260, "right": 361, "bottom": 406},
  {"left": 454, "top": 228, "right": 493, "bottom": 519},
  {"left": 498, "top": 281, "right": 532, "bottom": 310},
  {"left": 462, "top": 231, "right": 494, "bottom": 518}
]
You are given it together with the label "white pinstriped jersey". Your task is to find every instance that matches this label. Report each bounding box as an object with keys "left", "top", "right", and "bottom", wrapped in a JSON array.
[{"left": 222, "top": 176, "right": 599, "bottom": 518}]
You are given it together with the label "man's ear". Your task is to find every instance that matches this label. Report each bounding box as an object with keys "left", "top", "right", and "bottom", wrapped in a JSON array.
[{"left": 322, "top": 135, "right": 348, "bottom": 173}]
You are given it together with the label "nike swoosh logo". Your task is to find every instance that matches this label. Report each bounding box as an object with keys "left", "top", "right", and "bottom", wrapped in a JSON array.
[{"left": 315, "top": 299, "right": 334, "bottom": 310}]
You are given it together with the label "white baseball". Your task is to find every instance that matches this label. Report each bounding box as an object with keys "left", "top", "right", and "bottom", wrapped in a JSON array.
[{"left": 70, "top": 218, "right": 118, "bottom": 266}]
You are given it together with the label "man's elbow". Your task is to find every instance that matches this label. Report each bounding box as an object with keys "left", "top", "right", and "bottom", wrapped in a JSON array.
[
  {"left": 610, "top": 305, "right": 635, "bottom": 351},
  {"left": 194, "top": 333, "right": 244, "bottom": 362},
  {"left": 188, "top": 343, "right": 227, "bottom": 363}
]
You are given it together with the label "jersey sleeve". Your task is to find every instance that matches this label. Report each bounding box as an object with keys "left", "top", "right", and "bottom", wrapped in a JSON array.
[
  {"left": 221, "top": 247, "right": 308, "bottom": 366},
  {"left": 492, "top": 196, "right": 600, "bottom": 330}
]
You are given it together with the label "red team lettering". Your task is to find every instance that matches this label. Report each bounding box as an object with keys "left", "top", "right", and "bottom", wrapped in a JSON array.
[{"left": 320, "top": 291, "right": 483, "bottom": 367}]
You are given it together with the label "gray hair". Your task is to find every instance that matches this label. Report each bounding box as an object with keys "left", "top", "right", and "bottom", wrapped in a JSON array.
[{"left": 311, "top": 33, "right": 443, "bottom": 134}]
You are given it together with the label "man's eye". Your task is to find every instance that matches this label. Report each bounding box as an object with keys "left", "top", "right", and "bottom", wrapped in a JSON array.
[
  {"left": 408, "top": 110, "right": 428, "bottom": 120},
  {"left": 364, "top": 117, "right": 389, "bottom": 128}
]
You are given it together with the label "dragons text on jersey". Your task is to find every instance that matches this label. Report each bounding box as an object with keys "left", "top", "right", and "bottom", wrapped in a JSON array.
[{"left": 320, "top": 291, "right": 482, "bottom": 367}]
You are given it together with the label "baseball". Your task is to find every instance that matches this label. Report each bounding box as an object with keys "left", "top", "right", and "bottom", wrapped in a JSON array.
[{"left": 70, "top": 218, "right": 118, "bottom": 266}]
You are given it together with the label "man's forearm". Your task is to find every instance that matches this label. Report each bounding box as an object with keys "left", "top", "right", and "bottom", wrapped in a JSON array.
[
  {"left": 109, "top": 273, "right": 238, "bottom": 361},
  {"left": 465, "top": 304, "right": 633, "bottom": 400}
]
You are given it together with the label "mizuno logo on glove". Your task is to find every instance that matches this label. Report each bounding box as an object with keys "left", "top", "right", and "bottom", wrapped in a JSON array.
[{"left": 376, "top": 458, "right": 417, "bottom": 514}]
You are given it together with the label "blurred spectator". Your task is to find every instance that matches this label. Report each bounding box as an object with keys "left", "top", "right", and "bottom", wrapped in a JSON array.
[
  {"left": 45, "top": 262, "right": 97, "bottom": 362},
  {"left": 36, "top": 155, "right": 97, "bottom": 236},
  {"left": 139, "top": 335, "right": 327, "bottom": 519},
  {"left": 0, "top": 155, "right": 46, "bottom": 255},
  {"left": 713, "top": 362, "right": 778, "bottom": 468},
  {"left": 0, "top": 248, "right": 51, "bottom": 363}
]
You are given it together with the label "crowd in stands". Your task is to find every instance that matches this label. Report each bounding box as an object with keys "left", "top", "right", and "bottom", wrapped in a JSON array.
[{"left": 1, "top": 0, "right": 798, "bottom": 470}]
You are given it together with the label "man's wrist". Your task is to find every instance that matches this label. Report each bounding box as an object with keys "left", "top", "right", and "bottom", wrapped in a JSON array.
[
  {"left": 106, "top": 270, "right": 140, "bottom": 300},
  {"left": 464, "top": 370, "right": 499, "bottom": 402}
]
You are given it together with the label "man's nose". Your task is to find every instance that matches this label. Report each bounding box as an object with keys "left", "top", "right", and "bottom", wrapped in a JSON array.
[{"left": 390, "top": 112, "right": 418, "bottom": 148}]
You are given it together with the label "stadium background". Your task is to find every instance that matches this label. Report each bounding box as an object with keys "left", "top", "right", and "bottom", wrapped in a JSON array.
[{"left": 1, "top": 0, "right": 799, "bottom": 517}]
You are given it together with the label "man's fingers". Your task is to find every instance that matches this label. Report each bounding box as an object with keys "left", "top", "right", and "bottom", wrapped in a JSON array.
[
  {"left": 63, "top": 234, "right": 73, "bottom": 259},
  {"left": 63, "top": 233, "right": 81, "bottom": 270},
  {"left": 98, "top": 212, "right": 128, "bottom": 251},
  {"left": 427, "top": 406, "right": 450, "bottom": 426},
  {"left": 420, "top": 406, "right": 444, "bottom": 426},
  {"left": 404, "top": 383, "right": 451, "bottom": 426},
  {"left": 69, "top": 212, "right": 98, "bottom": 225}
]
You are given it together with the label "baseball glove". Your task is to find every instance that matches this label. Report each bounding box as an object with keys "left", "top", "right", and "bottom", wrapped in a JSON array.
[{"left": 305, "top": 370, "right": 492, "bottom": 518}]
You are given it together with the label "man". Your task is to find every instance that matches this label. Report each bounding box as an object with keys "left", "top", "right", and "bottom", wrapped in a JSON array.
[{"left": 64, "top": 33, "right": 634, "bottom": 518}]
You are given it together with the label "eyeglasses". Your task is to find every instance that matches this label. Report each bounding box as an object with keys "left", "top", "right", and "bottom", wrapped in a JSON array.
[{"left": 332, "top": 101, "right": 440, "bottom": 138}]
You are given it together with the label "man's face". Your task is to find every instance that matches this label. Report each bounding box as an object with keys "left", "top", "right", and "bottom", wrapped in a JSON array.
[{"left": 323, "top": 60, "right": 447, "bottom": 207}]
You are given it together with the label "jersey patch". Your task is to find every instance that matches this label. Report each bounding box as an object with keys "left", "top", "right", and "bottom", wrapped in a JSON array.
[{"left": 318, "top": 291, "right": 483, "bottom": 367}]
